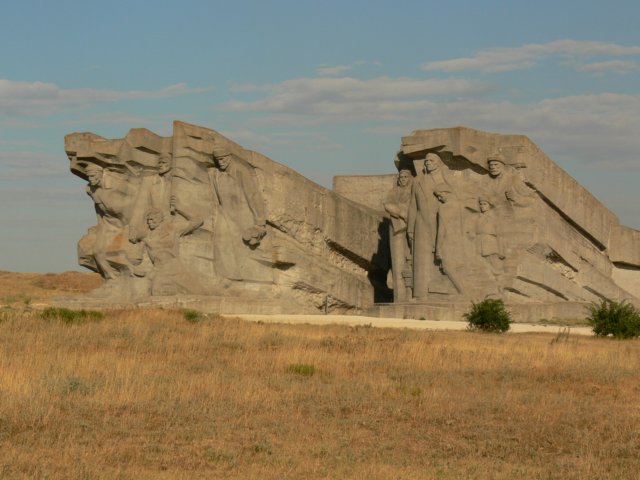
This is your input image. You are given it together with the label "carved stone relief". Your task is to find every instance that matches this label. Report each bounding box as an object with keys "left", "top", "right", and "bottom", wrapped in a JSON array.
[
  {"left": 66, "top": 121, "right": 389, "bottom": 313},
  {"left": 383, "top": 170, "right": 412, "bottom": 302},
  {"left": 385, "top": 126, "right": 640, "bottom": 307},
  {"left": 66, "top": 124, "right": 640, "bottom": 316}
]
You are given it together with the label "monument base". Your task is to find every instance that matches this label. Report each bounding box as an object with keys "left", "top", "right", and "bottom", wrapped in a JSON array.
[
  {"left": 52, "top": 294, "right": 320, "bottom": 315},
  {"left": 368, "top": 301, "right": 591, "bottom": 323},
  {"left": 53, "top": 293, "right": 590, "bottom": 323}
]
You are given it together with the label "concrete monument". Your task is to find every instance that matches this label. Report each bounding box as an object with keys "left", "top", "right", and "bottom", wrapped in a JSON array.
[
  {"left": 64, "top": 123, "right": 640, "bottom": 321},
  {"left": 335, "top": 127, "right": 640, "bottom": 321},
  {"left": 65, "top": 121, "right": 389, "bottom": 313}
]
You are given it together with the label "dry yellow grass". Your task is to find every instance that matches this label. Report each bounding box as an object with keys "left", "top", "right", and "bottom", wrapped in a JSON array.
[
  {"left": 0, "top": 306, "right": 639, "bottom": 479},
  {"left": 0, "top": 271, "right": 101, "bottom": 306}
]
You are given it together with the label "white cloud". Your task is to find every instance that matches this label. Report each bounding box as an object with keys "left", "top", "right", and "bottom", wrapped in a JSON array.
[
  {"left": 578, "top": 59, "right": 640, "bottom": 74},
  {"left": 361, "top": 93, "right": 640, "bottom": 172},
  {"left": 422, "top": 40, "right": 640, "bottom": 73},
  {"left": 221, "top": 70, "right": 640, "bottom": 172},
  {"left": 316, "top": 64, "right": 354, "bottom": 76},
  {"left": 0, "top": 80, "right": 205, "bottom": 116},
  {"left": 314, "top": 60, "right": 382, "bottom": 76},
  {"left": 223, "top": 76, "right": 488, "bottom": 119}
]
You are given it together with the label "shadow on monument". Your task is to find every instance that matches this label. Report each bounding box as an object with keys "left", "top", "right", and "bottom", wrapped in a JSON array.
[{"left": 368, "top": 218, "right": 394, "bottom": 303}]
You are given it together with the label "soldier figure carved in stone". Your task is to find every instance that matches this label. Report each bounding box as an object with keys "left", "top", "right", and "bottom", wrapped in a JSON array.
[
  {"left": 81, "top": 163, "right": 137, "bottom": 281},
  {"left": 141, "top": 208, "right": 204, "bottom": 295},
  {"left": 474, "top": 197, "right": 505, "bottom": 289},
  {"left": 486, "top": 154, "right": 535, "bottom": 210},
  {"left": 211, "top": 144, "right": 270, "bottom": 281},
  {"left": 407, "top": 153, "right": 451, "bottom": 299}
]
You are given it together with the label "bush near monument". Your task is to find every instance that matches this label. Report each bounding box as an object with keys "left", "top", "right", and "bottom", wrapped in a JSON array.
[
  {"left": 464, "top": 298, "right": 512, "bottom": 333},
  {"left": 586, "top": 299, "right": 640, "bottom": 339}
]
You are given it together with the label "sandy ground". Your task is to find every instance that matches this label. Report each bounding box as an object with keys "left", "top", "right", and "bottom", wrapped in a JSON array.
[{"left": 226, "top": 314, "right": 594, "bottom": 336}]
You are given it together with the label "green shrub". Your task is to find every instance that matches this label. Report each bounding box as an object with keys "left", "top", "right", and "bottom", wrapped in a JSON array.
[
  {"left": 586, "top": 299, "right": 640, "bottom": 339},
  {"left": 182, "top": 309, "right": 202, "bottom": 323},
  {"left": 464, "top": 299, "right": 511, "bottom": 333},
  {"left": 287, "top": 363, "right": 315, "bottom": 377},
  {"left": 40, "top": 307, "right": 104, "bottom": 324}
]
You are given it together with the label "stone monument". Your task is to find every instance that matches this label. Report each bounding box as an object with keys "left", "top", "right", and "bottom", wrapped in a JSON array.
[
  {"left": 64, "top": 123, "right": 640, "bottom": 321},
  {"left": 64, "top": 121, "right": 389, "bottom": 314},
  {"left": 335, "top": 126, "right": 640, "bottom": 321}
]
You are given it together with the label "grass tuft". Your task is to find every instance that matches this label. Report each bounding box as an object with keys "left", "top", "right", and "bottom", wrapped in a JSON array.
[
  {"left": 40, "top": 307, "right": 104, "bottom": 324},
  {"left": 286, "top": 363, "right": 316, "bottom": 377}
]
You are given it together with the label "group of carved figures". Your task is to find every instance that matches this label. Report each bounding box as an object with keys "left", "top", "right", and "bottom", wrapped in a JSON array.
[
  {"left": 79, "top": 144, "right": 267, "bottom": 296},
  {"left": 80, "top": 138, "right": 537, "bottom": 303},
  {"left": 384, "top": 152, "right": 537, "bottom": 302}
]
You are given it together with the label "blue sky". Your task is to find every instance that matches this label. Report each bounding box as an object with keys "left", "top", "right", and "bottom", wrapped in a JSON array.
[{"left": 2, "top": 0, "right": 640, "bottom": 272}]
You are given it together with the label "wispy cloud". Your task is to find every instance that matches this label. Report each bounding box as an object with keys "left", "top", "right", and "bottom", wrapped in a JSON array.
[
  {"left": 316, "top": 64, "right": 354, "bottom": 76},
  {"left": 221, "top": 129, "right": 342, "bottom": 152},
  {"left": 361, "top": 93, "right": 640, "bottom": 171},
  {"left": 223, "top": 76, "right": 488, "bottom": 120},
  {"left": 422, "top": 40, "right": 640, "bottom": 73},
  {"left": 0, "top": 80, "right": 206, "bottom": 116},
  {"left": 315, "top": 60, "right": 382, "bottom": 76},
  {"left": 222, "top": 67, "right": 640, "bottom": 172},
  {"left": 578, "top": 59, "right": 640, "bottom": 74}
]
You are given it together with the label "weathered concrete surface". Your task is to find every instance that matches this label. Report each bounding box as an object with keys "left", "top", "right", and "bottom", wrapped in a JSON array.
[
  {"left": 333, "top": 174, "right": 396, "bottom": 213},
  {"left": 609, "top": 224, "right": 640, "bottom": 267}
]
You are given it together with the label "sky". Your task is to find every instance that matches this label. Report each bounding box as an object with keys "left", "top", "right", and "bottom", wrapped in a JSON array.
[{"left": 1, "top": 0, "right": 640, "bottom": 272}]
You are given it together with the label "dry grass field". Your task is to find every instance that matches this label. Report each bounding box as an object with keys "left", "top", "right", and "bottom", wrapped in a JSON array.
[
  {"left": 0, "top": 271, "right": 101, "bottom": 307},
  {"left": 1, "top": 301, "right": 639, "bottom": 479}
]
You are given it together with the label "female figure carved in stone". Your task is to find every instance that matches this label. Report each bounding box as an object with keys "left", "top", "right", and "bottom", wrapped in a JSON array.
[
  {"left": 383, "top": 169, "right": 413, "bottom": 301},
  {"left": 407, "top": 153, "right": 451, "bottom": 299},
  {"left": 433, "top": 184, "right": 467, "bottom": 295}
]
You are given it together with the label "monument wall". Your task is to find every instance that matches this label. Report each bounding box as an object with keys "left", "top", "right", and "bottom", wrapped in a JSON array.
[{"left": 333, "top": 174, "right": 397, "bottom": 213}]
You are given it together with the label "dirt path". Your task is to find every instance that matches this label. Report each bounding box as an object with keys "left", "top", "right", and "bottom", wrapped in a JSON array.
[{"left": 226, "top": 314, "right": 594, "bottom": 336}]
